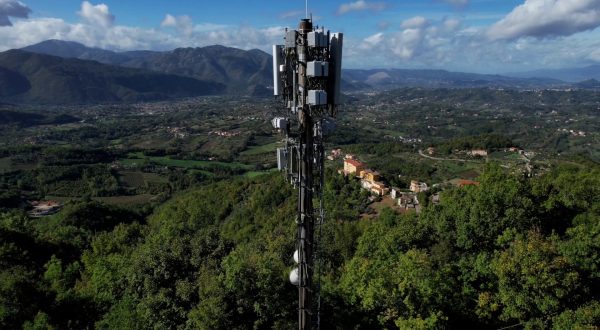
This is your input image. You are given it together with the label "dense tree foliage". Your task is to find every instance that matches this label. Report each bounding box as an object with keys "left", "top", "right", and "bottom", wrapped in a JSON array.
[{"left": 0, "top": 164, "right": 598, "bottom": 328}]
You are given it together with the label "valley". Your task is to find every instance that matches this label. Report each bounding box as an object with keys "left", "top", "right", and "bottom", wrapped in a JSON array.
[{"left": 1, "top": 87, "right": 597, "bottom": 212}]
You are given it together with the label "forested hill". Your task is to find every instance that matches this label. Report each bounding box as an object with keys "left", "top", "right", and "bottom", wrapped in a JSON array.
[
  {"left": 23, "top": 40, "right": 274, "bottom": 96},
  {"left": 0, "top": 50, "right": 225, "bottom": 104},
  {"left": 1, "top": 164, "right": 598, "bottom": 328}
]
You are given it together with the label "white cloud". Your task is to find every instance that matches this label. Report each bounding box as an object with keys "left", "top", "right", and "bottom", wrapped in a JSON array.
[
  {"left": 344, "top": 13, "right": 600, "bottom": 72},
  {"left": 161, "top": 14, "right": 230, "bottom": 37},
  {"left": 358, "top": 32, "right": 384, "bottom": 51},
  {"left": 0, "top": 12, "right": 285, "bottom": 53},
  {"left": 0, "top": 0, "right": 31, "bottom": 26},
  {"left": 337, "top": 1, "right": 387, "bottom": 15},
  {"left": 78, "top": 1, "right": 114, "bottom": 28},
  {"left": 161, "top": 14, "right": 193, "bottom": 36},
  {"left": 443, "top": 18, "right": 461, "bottom": 31},
  {"left": 0, "top": 17, "right": 174, "bottom": 51},
  {"left": 161, "top": 14, "right": 176, "bottom": 27},
  {"left": 488, "top": 0, "right": 600, "bottom": 41},
  {"left": 401, "top": 16, "right": 428, "bottom": 29}
]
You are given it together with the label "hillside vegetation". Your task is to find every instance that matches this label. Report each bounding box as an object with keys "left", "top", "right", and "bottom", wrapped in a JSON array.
[
  {"left": 0, "top": 50, "right": 225, "bottom": 104},
  {"left": 0, "top": 164, "right": 598, "bottom": 329}
]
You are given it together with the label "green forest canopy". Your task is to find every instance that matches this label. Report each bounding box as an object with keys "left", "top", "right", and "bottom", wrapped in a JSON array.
[{"left": 0, "top": 163, "right": 598, "bottom": 329}]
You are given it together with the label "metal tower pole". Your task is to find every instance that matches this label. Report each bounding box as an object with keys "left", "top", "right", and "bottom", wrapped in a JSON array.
[
  {"left": 272, "top": 15, "right": 342, "bottom": 330},
  {"left": 298, "top": 19, "right": 313, "bottom": 330},
  {"left": 299, "top": 113, "right": 313, "bottom": 330}
]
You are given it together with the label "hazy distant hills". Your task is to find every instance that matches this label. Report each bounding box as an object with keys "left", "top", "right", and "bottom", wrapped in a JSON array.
[
  {"left": 575, "top": 79, "right": 600, "bottom": 89},
  {"left": 342, "top": 68, "right": 566, "bottom": 90},
  {"left": 22, "top": 39, "right": 142, "bottom": 65},
  {"left": 2, "top": 39, "right": 598, "bottom": 105},
  {"left": 507, "top": 65, "right": 600, "bottom": 83},
  {"left": 0, "top": 50, "right": 224, "bottom": 104}
]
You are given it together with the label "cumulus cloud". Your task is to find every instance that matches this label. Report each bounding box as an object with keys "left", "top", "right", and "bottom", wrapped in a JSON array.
[
  {"left": 161, "top": 14, "right": 194, "bottom": 36},
  {"left": 488, "top": 0, "right": 600, "bottom": 41},
  {"left": 78, "top": 1, "right": 114, "bottom": 28},
  {"left": 0, "top": 0, "right": 31, "bottom": 26},
  {"left": 359, "top": 32, "right": 385, "bottom": 51},
  {"left": 344, "top": 11, "right": 600, "bottom": 72},
  {"left": 0, "top": 13, "right": 284, "bottom": 53},
  {"left": 337, "top": 1, "right": 387, "bottom": 15},
  {"left": 346, "top": 17, "right": 466, "bottom": 69}
]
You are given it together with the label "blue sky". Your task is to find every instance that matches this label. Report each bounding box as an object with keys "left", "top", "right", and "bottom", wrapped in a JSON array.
[
  {"left": 1, "top": 0, "right": 600, "bottom": 73},
  {"left": 22, "top": 0, "right": 523, "bottom": 36}
]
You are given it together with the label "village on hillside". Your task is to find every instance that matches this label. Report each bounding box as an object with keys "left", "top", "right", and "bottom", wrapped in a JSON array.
[{"left": 333, "top": 150, "right": 480, "bottom": 215}]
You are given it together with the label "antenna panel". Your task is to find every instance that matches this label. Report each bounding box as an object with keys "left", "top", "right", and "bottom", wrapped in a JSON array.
[
  {"left": 307, "top": 61, "right": 329, "bottom": 77},
  {"left": 285, "top": 30, "right": 298, "bottom": 48},
  {"left": 329, "top": 33, "right": 343, "bottom": 105},
  {"left": 272, "top": 45, "right": 283, "bottom": 95},
  {"left": 308, "top": 90, "right": 327, "bottom": 105}
]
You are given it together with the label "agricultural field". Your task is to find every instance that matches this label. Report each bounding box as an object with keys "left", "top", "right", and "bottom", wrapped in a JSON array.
[{"left": 120, "top": 152, "right": 254, "bottom": 171}]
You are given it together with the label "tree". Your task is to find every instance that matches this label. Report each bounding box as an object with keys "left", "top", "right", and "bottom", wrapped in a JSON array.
[{"left": 491, "top": 231, "right": 580, "bottom": 323}]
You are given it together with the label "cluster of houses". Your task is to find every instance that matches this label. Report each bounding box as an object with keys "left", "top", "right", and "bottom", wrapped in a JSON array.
[
  {"left": 338, "top": 153, "right": 483, "bottom": 214},
  {"left": 340, "top": 155, "right": 390, "bottom": 196},
  {"left": 339, "top": 155, "right": 436, "bottom": 212},
  {"left": 427, "top": 146, "right": 537, "bottom": 160},
  {"left": 426, "top": 147, "right": 489, "bottom": 157}
]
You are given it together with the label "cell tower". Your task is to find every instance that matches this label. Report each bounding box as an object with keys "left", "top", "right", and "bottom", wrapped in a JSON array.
[{"left": 272, "top": 11, "right": 343, "bottom": 330}]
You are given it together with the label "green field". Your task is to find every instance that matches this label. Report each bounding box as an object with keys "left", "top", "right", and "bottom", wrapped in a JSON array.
[
  {"left": 121, "top": 153, "right": 254, "bottom": 171},
  {"left": 119, "top": 171, "right": 168, "bottom": 187},
  {"left": 240, "top": 142, "right": 283, "bottom": 156}
]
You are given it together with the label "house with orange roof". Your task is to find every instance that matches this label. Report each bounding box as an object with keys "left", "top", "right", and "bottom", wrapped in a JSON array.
[{"left": 343, "top": 158, "right": 365, "bottom": 176}]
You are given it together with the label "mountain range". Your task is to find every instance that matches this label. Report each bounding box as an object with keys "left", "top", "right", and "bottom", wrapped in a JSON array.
[
  {"left": 0, "top": 39, "right": 597, "bottom": 104},
  {"left": 22, "top": 40, "right": 273, "bottom": 96},
  {"left": 0, "top": 50, "right": 224, "bottom": 104}
]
